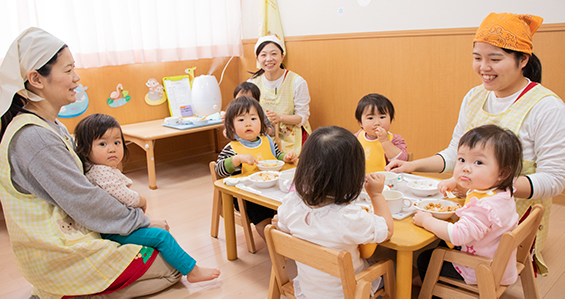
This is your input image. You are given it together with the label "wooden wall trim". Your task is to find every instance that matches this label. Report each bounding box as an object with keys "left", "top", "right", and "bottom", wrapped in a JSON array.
[
  {"left": 239, "top": 23, "right": 565, "bottom": 161},
  {"left": 243, "top": 23, "right": 565, "bottom": 44}
]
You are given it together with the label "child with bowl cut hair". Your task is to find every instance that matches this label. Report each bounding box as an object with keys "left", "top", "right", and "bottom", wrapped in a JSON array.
[
  {"left": 216, "top": 96, "right": 297, "bottom": 240},
  {"left": 233, "top": 81, "right": 274, "bottom": 136},
  {"left": 355, "top": 93, "right": 408, "bottom": 173}
]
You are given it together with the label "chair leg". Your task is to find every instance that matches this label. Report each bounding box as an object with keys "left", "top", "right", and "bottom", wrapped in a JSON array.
[
  {"left": 419, "top": 249, "right": 446, "bottom": 299},
  {"left": 476, "top": 264, "right": 498, "bottom": 298},
  {"left": 383, "top": 259, "right": 396, "bottom": 299},
  {"left": 210, "top": 190, "right": 221, "bottom": 238},
  {"left": 520, "top": 255, "right": 540, "bottom": 299},
  {"left": 268, "top": 267, "right": 282, "bottom": 299},
  {"left": 237, "top": 197, "right": 257, "bottom": 253}
]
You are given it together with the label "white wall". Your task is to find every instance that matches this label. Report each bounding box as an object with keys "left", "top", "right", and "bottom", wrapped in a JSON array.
[{"left": 242, "top": 0, "right": 565, "bottom": 39}]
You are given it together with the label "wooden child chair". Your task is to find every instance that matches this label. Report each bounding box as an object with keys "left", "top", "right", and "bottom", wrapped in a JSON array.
[
  {"left": 209, "top": 161, "right": 257, "bottom": 253},
  {"left": 264, "top": 225, "right": 395, "bottom": 299},
  {"left": 419, "top": 204, "right": 544, "bottom": 299}
]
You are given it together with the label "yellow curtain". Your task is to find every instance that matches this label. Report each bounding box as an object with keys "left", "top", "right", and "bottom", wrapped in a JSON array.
[{"left": 258, "top": 0, "right": 286, "bottom": 67}]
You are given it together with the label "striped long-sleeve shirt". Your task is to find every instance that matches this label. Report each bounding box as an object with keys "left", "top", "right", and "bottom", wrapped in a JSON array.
[{"left": 215, "top": 136, "right": 285, "bottom": 177}]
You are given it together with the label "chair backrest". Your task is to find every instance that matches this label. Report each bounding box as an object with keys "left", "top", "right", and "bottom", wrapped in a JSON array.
[
  {"left": 265, "top": 225, "right": 359, "bottom": 299},
  {"left": 209, "top": 161, "right": 219, "bottom": 182},
  {"left": 490, "top": 204, "right": 544, "bottom": 286}
]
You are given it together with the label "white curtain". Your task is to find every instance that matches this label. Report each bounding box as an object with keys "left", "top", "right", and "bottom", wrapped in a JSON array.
[{"left": 0, "top": 0, "right": 242, "bottom": 68}]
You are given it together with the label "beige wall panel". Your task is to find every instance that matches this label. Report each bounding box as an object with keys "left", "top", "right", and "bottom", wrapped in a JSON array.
[
  {"left": 61, "top": 58, "right": 238, "bottom": 170},
  {"left": 242, "top": 24, "right": 565, "bottom": 160}
]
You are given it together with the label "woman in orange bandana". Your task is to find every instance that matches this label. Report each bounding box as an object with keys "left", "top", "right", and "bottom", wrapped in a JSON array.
[{"left": 387, "top": 13, "right": 565, "bottom": 275}]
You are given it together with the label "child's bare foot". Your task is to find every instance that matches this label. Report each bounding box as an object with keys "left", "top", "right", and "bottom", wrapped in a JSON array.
[{"left": 186, "top": 265, "right": 221, "bottom": 283}]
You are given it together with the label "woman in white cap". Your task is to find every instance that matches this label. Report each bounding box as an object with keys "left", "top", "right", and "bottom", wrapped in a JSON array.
[
  {"left": 250, "top": 35, "right": 312, "bottom": 154},
  {"left": 0, "top": 27, "right": 181, "bottom": 298},
  {"left": 387, "top": 13, "right": 565, "bottom": 275}
]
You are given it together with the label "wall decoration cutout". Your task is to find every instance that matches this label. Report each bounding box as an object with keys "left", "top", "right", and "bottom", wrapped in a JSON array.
[
  {"left": 58, "top": 83, "right": 89, "bottom": 118},
  {"left": 107, "top": 83, "right": 131, "bottom": 108},
  {"left": 144, "top": 78, "right": 166, "bottom": 105},
  {"left": 184, "top": 66, "right": 197, "bottom": 84}
]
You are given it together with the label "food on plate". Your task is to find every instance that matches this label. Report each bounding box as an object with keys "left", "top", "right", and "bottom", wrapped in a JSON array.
[
  {"left": 250, "top": 172, "right": 279, "bottom": 182},
  {"left": 423, "top": 202, "right": 460, "bottom": 212},
  {"left": 260, "top": 162, "right": 279, "bottom": 168}
]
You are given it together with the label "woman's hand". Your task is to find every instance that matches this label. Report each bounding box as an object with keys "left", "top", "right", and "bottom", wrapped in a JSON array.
[
  {"left": 283, "top": 151, "right": 298, "bottom": 163},
  {"left": 266, "top": 110, "right": 281, "bottom": 124},
  {"left": 365, "top": 172, "right": 385, "bottom": 198},
  {"left": 412, "top": 210, "right": 433, "bottom": 227},
  {"left": 149, "top": 217, "right": 170, "bottom": 231},
  {"left": 385, "top": 159, "right": 415, "bottom": 173},
  {"left": 233, "top": 154, "right": 257, "bottom": 167}
]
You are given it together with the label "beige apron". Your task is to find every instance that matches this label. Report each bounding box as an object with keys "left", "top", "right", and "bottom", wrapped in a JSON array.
[
  {"left": 252, "top": 70, "right": 312, "bottom": 154},
  {"left": 465, "top": 84, "right": 559, "bottom": 275},
  {"left": 0, "top": 114, "right": 141, "bottom": 298}
]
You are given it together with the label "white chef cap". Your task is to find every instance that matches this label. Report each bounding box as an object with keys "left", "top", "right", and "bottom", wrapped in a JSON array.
[
  {"left": 0, "top": 27, "right": 66, "bottom": 117},
  {"left": 254, "top": 35, "right": 283, "bottom": 56}
]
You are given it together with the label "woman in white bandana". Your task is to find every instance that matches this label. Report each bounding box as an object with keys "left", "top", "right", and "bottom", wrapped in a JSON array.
[
  {"left": 249, "top": 35, "right": 312, "bottom": 154},
  {"left": 0, "top": 27, "right": 181, "bottom": 298}
]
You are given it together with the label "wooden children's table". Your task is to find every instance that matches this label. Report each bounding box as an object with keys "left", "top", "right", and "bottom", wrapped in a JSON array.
[
  {"left": 121, "top": 119, "right": 223, "bottom": 189},
  {"left": 213, "top": 171, "right": 458, "bottom": 299}
]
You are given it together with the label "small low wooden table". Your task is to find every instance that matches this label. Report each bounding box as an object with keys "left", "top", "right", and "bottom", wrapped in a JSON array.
[
  {"left": 213, "top": 171, "right": 460, "bottom": 299},
  {"left": 121, "top": 119, "right": 223, "bottom": 189}
]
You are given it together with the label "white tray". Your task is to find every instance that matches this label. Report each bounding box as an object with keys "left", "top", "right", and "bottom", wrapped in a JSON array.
[{"left": 228, "top": 172, "right": 446, "bottom": 220}]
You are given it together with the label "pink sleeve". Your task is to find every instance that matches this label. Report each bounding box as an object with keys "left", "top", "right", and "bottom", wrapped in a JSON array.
[
  {"left": 451, "top": 200, "right": 495, "bottom": 246},
  {"left": 388, "top": 134, "right": 408, "bottom": 162},
  {"left": 354, "top": 129, "right": 362, "bottom": 137},
  {"left": 90, "top": 167, "right": 140, "bottom": 207}
]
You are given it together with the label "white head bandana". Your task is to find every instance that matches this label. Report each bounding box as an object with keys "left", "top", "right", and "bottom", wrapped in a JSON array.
[
  {"left": 0, "top": 27, "right": 65, "bottom": 117},
  {"left": 254, "top": 35, "right": 283, "bottom": 56}
]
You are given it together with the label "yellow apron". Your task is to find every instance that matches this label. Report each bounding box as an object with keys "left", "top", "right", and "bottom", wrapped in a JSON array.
[
  {"left": 357, "top": 130, "right": 393, "bottom": 174},
  {"left": 252, "top": 70, "right": 312, "bottom": 154},
  {"left": 464, "top": 189, "right": 497, "bottom": 205},
  {"left": 0, "top": 114, "right": 141, "bottom": 298},
  {"left": 465, "top": 83, "right": 559, "bottom": 275},
  {"left": 230, "top": 135, "right": 277, "bottom": 175}
]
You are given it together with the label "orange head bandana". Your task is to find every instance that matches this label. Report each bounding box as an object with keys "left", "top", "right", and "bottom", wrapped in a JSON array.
[{"left": 473, "top": 13, "right": 543, "bottom": 55}]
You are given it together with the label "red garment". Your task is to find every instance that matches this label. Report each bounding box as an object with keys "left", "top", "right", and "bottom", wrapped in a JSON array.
[{"left": 62, "top": 248, "right": 158, "bottom": 298}]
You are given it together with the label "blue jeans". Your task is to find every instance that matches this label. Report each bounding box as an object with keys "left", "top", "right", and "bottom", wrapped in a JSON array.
[{"left": 102, "top": 227, "right": 196, "bottom": 275}]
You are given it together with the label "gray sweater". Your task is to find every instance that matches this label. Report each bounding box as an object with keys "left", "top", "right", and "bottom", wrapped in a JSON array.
[{"left": 8, "top": 119, "right": 149, "bottom": 235}]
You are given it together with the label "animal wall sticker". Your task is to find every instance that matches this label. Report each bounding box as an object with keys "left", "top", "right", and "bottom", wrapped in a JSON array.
[
  {"left": 145, "top": 78, "right": 166, "bottom": 105},
  {"left": 107, "top": 83, "right": 131, "bottom": 107},
  {"left": 58, "top": 83, "right": 89, "bottom": 118}
]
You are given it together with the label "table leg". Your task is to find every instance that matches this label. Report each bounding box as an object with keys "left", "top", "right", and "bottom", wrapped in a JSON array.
[
  {"left": 145, "top": 140, "right": 157, "bottom": 190},
  {"left": 214, "top": 128, "right": 221, "bottom": 153},
  {"left": 396, "top": 250, "right": 413, "bottom": 299},
  {"left": 222, "top": 192, "right": 238, "bottom": 260}
]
